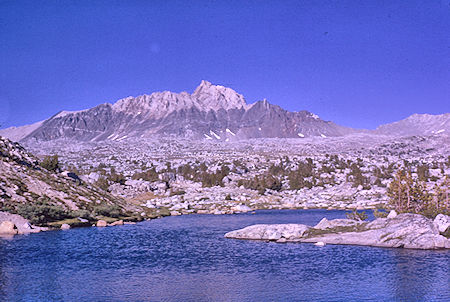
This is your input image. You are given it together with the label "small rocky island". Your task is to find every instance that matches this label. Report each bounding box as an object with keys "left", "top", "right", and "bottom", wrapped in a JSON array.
[{"left": 225, "top": 212, "right": 450, "bottom": 249}]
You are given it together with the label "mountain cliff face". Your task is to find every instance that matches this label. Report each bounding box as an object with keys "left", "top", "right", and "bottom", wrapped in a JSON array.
[{"left": 0, "top": 81, "right": 355, "bottom": 142}]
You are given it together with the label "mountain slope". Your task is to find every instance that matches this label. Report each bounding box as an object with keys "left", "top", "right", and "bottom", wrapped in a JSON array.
[
  {"left": 0, "top": 120, "right": 44, "bottom": 142},
  {"left": 2, "top": 81, "right": 356, "bottom": 142},
  {"left": 375, "top": 113, "right": 450, "bottom": 136},
  {"left": 0, "top": 136, "right": 141, "bottom": 226}
]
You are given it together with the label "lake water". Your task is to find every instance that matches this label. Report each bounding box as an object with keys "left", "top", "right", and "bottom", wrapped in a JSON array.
[{"left": 1, "top": 209, "right": 449, "bottom": 302}]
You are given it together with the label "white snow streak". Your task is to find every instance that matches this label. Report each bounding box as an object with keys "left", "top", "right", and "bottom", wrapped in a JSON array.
[
  {"left": 226, "top": 128, "right": 236, "bottom": 136},
  {"left": 210, "top": 130, "right": 221, "bottom": 139}
]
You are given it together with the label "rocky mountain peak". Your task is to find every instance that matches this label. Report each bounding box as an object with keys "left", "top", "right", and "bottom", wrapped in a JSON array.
[
  {"left": 110, "top": 80, "right": 248, "bottom": 119},
  {"left": 193, "top": 80, "right": 249, "bottom": 111}
]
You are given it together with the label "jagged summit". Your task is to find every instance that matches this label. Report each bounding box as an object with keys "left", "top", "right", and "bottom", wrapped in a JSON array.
[
  {"left": 111, "top": 80, "right": 248, "bottom": 119},
  {"left": 193, "top": 80, "right": 249, "bottom": 111}
]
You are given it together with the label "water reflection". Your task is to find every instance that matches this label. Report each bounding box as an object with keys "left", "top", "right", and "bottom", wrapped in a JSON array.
[{"left": 391, "top": 249, "right": 450, "bottom": 302}]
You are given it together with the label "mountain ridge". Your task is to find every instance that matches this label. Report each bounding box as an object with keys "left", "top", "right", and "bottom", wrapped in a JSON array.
[{"left": 0, "top": 81, "right": 448, "bottom": 142}]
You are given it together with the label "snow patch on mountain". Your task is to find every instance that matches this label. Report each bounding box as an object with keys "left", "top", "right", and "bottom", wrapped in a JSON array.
[
  {"left": 226, "top": 128, "right": 236, "bottom": 136},
  {"left": 210, "top": 130, "right": 221, "bottom": 140}
]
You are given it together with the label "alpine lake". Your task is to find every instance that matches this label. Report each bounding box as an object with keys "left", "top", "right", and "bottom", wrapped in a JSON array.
[{"left": 1, "top": 209, "right": 449, "bottom": 302}]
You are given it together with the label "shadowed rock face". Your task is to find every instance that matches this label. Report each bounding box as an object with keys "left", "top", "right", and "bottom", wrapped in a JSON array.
[
  {"left": 12, "top": 81, "right": 355, "bottom": 142},
  {"left": 225, "top": 213, "right": 450, "bottom": 249}
]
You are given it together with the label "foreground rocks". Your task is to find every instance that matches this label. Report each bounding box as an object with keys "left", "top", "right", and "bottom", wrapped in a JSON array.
[
  {"left": 0, "top": 211, "right": 47, "bottom": 235},
  {"left": 434, "top": 214, "right": 450, "bottom": 233},
  {"left": 225, "top": 224, "right": 310, "bottom": 241},
  {"left": 225, "top": 213, "right": 450, "bottom": 250},
  {"left": 96, "top": 220, "right": 107, "bottom": 227},
  {"left": 0, "top": 221, "right": 17, "bottom": 235}
]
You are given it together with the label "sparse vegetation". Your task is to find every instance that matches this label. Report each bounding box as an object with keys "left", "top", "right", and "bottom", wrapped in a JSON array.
[
  {"left": 40, "top": 155, "right": 60, "bottom": 172},
  {"left": 91, "top": 204, "right": 123, "bottom": 218},
  {"left": 14, "top": 198, "right": 72, "bottom": 225},
  {"left": 346, "top": 210, "right": 368, "bottom": 221}
]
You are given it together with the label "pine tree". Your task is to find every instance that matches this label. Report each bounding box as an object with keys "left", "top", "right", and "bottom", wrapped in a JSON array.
[{"left": 387, "top": 170, "right": 413, "bottom": 213}]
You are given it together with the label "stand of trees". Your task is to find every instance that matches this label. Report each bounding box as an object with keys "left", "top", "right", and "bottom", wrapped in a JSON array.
[{"left": 387, "top": 170, "right": 449, "bottom": 217}]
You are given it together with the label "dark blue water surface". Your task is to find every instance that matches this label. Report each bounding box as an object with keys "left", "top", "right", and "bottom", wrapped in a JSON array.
[{"left": 0, "top": 209, "right": 449, "bottom": 302}]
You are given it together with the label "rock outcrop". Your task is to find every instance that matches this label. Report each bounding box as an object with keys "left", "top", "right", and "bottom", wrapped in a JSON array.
[
  {"left": 225, "top": 213, "right": 450, "bottom": 249},
  {"left": 225, "top": 224, "right": 310, "bottom": 241},
  {"left": 0, "top": 211, "right": 46, "bottom": 235},
  {"left": 434, "top": 214, "right": 449, "bottom": 233},
  {"left": 0, "top": 221, "right": 17, "bottom": 235}
]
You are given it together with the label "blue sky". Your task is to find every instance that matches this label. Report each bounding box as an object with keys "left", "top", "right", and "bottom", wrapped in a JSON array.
[{"left": 1, "top": 0, "right": 449, "bottom": 130}]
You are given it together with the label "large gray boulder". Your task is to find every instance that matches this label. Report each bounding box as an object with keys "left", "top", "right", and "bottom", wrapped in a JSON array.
[
  {"left": 314, "top": 217, "right": 363, "bottom": 230},
  {"left": 231, "top": 204, "right": 252, "bottom": 213},
  {"left": 225, "top": 213, "right": 450, "bottom": 249},
  {"left": 433, "top": 214, "right": 449, "bottom": 233},
  {"left": 225, "top": 224, "right": 310, "bottom": 241},
  {"left": 60, "top": 224, "right": 71, "bottom": 230},
  {"left": 0, "top": 221, "right": 18, "bottom": 235}
]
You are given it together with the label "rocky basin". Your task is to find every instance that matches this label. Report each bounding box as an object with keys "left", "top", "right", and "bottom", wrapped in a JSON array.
[{"left": 225, "top": 213, "right": 450, "bottom": 249}]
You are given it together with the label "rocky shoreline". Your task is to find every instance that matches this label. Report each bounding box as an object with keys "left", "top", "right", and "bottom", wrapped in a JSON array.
[
  {"left": 0, "top": 211, "right": 141, "bottom": 237},
  {"left": 225, "top": 212, "right": 450, "bottom": 250},
  {"left": 0, "top": 211, "right": 48, "bottom": 236}
]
